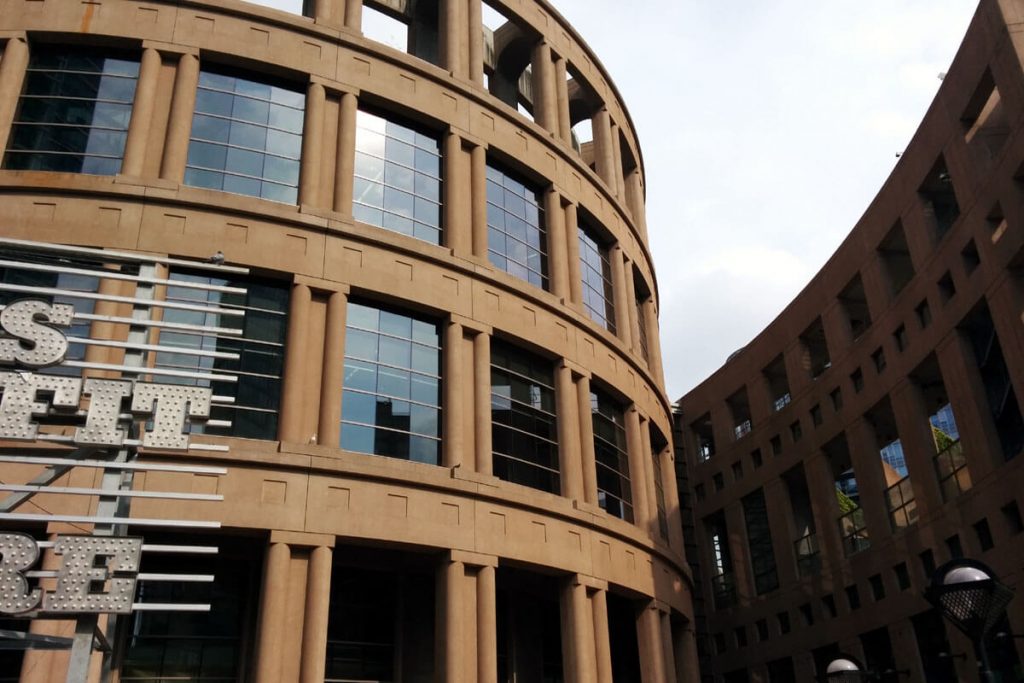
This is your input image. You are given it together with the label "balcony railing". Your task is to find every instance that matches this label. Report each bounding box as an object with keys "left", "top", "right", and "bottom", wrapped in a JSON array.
[
  {"left": 793, "top": 531, "right": 820, "bottom": 577},
  {"left": 734, "top": 420, "right": 752, "bottom": 440},
  {"left": 772, "top": 393, "right": 791, "bottom": 412},
  {"left": 933, "top": 439, "right": 970, "bottom": 501},
  {"left": 710, "top": 571, "right": 736, "bottom": 609},
  {"left": 838, "top": 506, "right": 870, "bottom": 556},
  {"left": 884, "top": 475, "right": 918, "bottom": 531}
]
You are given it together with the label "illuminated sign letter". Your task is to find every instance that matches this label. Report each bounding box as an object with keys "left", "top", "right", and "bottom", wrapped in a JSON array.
[
  {"left": 75, "top": 378, "right": 133, "bottom": 446},
  {"left": 43, "top": 536, "right": 142, "bottom": 614},
  {"left": 0, "top": 372, "right": 82, "bottom": 440},
  {"left": 0, "top": 299, "right": 73, "bottom": 368},
  {"left": 0, "top": 533, "right": 43, "bottom": 615},
  {"left": 132, "top": 383, "right": 212, "bottom": 450}
]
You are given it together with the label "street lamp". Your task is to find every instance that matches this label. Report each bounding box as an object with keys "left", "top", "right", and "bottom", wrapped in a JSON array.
[
  {"left": 824, "top": 654, "right": 872, "bottom": 682},
  {"left": 925, "top": 558, "right": 1015, "bottom": 681}
]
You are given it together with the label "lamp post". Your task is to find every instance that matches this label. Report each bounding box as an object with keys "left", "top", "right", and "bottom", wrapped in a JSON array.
[
  {"left": 925, "top": 559, "right": 1015, "bottom": 682},
  {"left": 824, "top": 654, "right": 872, "bottom": 682}
]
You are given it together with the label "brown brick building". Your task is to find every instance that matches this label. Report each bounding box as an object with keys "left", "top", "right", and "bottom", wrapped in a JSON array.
[
  {"left": 675, "top": 1, "right": 1024, "bottom": 681},
  {"left": 0, "top": 0, "right": 694, "bottom": 681}
]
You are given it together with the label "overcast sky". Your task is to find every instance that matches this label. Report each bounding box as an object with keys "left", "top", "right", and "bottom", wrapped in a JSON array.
[{"left": 255, "top": 0, "right": 979, "bottom": 398}]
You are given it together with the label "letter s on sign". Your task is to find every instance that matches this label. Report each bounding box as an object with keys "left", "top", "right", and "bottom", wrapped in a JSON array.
[
  {"left": 0, "top": 532, "right": 43, "bottom": 614},
  {"left": 0, "top": 299, "right": 73, "bottom": 368}
]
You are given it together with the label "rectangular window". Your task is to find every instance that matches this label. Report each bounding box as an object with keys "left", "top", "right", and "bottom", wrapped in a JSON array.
[
  {"left": 578, "top": 224, "right": 616, "bottom": 332},
  {"left": 742, "top": 488, "right": 779, "bottom": 595},
  {"left": 652, "top": 448, "right": 669, "bottom": 539},
  {"left": 353, "top": 109, "right": 442, "bottom": 244},
  {"left": 635, "top": 294, "right": 650, "bottom": 362},
  {"left": 155, "top": 269, "right": 289, "bottom": 440},
  {"left": 185, "top": 68, "right": 305, "bottom": 203},
  {"left": 490, "top": 341, "right": 559, "bottom": 493},
  {"left": 592, "top": 388, "right": 633, "bottom": 522},
  {"left": 341, "top": 301, "right": 442, "bottom": 464},
  {"left": 486, "top": 163, "right": 547, "bottom": 288},
  {"left": 4, "top": 46, "right": 139, "bottom": 175}
]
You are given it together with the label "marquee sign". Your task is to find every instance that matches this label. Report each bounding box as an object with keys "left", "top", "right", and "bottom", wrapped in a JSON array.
[{"left": 0, "top": 238, "right": 245, "bottom": 677}]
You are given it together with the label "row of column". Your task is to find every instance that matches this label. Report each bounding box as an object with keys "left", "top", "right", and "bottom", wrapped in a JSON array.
[
  {"left": 0, "top": 36, "right": 661, "bottom": 379},
  {"left": 252, "top": 535, "right": 692, "bottom": 683},
  {"left": 302, "top": 0, "right": 645, "bottom": 224},
  {"left": 277, "top": 282, "right": 680, "bottom": 549}
]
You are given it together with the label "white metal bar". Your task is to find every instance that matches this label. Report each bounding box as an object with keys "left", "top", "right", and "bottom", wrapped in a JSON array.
[
  {"left": 70, "top": 312, "right": 243, "bottom": 336},
  {"left": 0, "top": 456, "right": 227, "bottom": 474},
  {"left": 60, "top": 360, "right": 238, "bottom": 382},
  {"left": 34, "top": 542, "right": 220, "bottom": 554},
  {"left": 0, "top": 485, "right": 223, "bottom": 501},
  {"left": 0, "top": 513, "right": 221, "bottom": 528},
  {"left": 32, "top": 435, "right": 232, "bottom": 453},
  {"left": 137, "top": 573, "right": 215, "bottom": 582},
  {"left": 0, "top": 259, "right": 247, "bottom": 294},
  {"left": 66, "top": 336, "right": 240, "bottom": 360},
  {"left": 0, "top": 238, "right": 249, "bottom": 274},
  {"left": 0, "top": 283, "right": 245, "bottom": 316},
  {"left": 130, "top": 603, "right": 211, "bottom": 612}
]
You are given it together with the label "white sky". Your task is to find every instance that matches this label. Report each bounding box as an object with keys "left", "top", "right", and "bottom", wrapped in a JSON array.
[{"left": 254, "top": 0, "right": 979, "bottom": 398}]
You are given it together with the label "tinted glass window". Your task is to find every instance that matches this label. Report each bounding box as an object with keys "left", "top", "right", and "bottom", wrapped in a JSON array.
[
  {"left": 591, "top": 388, "right": 633, "bottom": 522},
  {"left": 354, "top": 109, "right": 442, "bottom": 244},
  {"left": 490, "top": 341, "right": 559, "bottom": 493},
  {"left": 486, "top": 163, "right": 547, "bottom": 289},
  {"left": 5, "top": 47, "right": 139, "bottom": 175},
  {"left": 185, "top": 69, "right": 304, "bottom": 203},
  {"left": 342, "top": 301, "right": 442, "bottom": 465},
  {"left": 578, "top": 224, "right": 616, "bottom": 332}
]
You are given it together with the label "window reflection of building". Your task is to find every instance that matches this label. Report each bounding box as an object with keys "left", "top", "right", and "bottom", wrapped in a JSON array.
[
  {"left": 485, "top": 163, "right": 547, "bottom": 289},
  {"left": 591, "top": 388, "right": 633, "bottom": 522}
]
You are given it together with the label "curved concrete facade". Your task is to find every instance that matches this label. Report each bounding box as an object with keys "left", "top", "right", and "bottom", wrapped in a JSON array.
[
  {"left": 0, "top": 0, "right": 694, "bottom": 681},
  {"left": 677, "top": 1, "right": 1024, "bottom": 681}
]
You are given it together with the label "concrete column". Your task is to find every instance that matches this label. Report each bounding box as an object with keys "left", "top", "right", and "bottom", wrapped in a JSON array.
[
  {"left": 676, "top": 623, "right": 701, "bottom": 683},
  {"left": 121, "top": 47, "right": 161, "bottom": 177},
  {"left": 299, "top": 82, "right": 326, "bottom": 207},
  {"left": 661, "top": 448, "right": 686, "bottom": 555},
  {"left": 560, "top": 578, "right": 597, "bottom": 683},
  {"left": 319, "top": 290, "right": 349, "bottom": 447},
  {"left": 564, "top": 202, "right": 583, "bottom": 307},
  {"left": 477, "top": 565, "right": 497, "bottom": 683},
  {"left": 639, "top": 417, "right": 661, "bottom": 538},
  {"left": 279, "top": 283, "right": 312, "bottom": 442},
  {"left": 592, "top": 108, "right": 616, "bottom": 188},
  {"left": 643, "top": 296, "right": 665, "bottom": 383},
  {"left": 988, "top": 275, "right": 1024, "bottom": 415},
  {"left": 625, "top": 168, "right": 646, "bottom": 226},
  {"left": 637, "top": 604, "right": 667, "bottom": 683},
  {"left": 474, "top": 331, "right": 493, "bottom": 474},
  {"left": 442, "top": 0, "right": 465, "bottom": 78},
  {"left": 556, "top": 362, "right": 583, "bottom": 500},
  {"left": 471, "top": 144, "right": 489, "bottom": 259},
  {"left": 626, "top": 407, "right": 651, "bottom": 529},
  {"left": 444, "top": 132, "right": 470, "bottom": 254},
  {"left": 622, "top": 257, "right": 642, "bottom": 356},
  {"left": 937, "top": 331, "right": 1005, "bottom": 481},
  {"left": 660, "top": 611, "right": 678, "bottom": 682},
  {"left": 546, "top": 188, "right": 570, "bottom": 300},
  {"left": 610, "top": 121, "right": 625, "bottom": 199},
  {"left": 554, "top": 57, "right": 572, "bottom": 144},
  {"left": 299, "top": 545, "right": 332, "bottom": 683},
  {"left": 576, "top": 374, "right": 599, "bottom": 505},
  {"left": 610, "top": 245, "right": 632, "bottom": 346},
  {"left": 591, "top": 588, "right": 614, "bottom": 683},
  {"left": 724, "top": 501, "right": 754, "bottom": 599},
  {"left": 437, "top": 557, "right": 466, "bottom": 683},
  {"left": 467, "top": 0, "right": 484, "bottom": 87},
  {"left": 311, "top": 0, "right": 337, "bottom": 23},
  {"left": 344, "top": 0, "right": 363, "bottom": 30},
  {"left": 0, "top": 37, "right": 29, "bottom": 154},
  {"left": 531, "top": 41, "right": 557, "bottom": 134},
  {"left": 333, "top": 91, "right": 358, "bottom": 214},
  {"left": 160, "top": 52, "right": 199, "bottom": 183},
  {"left": 846, "top": 417, "right": 893, "bottom": 546},
  {"left": 444, "top": 320, "right": 466, "bottom": 468},
  {"left": 804, "top": 451, "right": 844, "bottom": 567},
  {"left": 255, "top": 542, "right": 291, "bottom": 683},
  {"left": 890, "top": 380, "right": 944, "bottom": 515},
  {"left": 763, "top": 478, "right": 798, "bottom": 586}
]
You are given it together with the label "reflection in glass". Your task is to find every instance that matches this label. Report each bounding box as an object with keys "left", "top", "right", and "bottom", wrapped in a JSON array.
[
  {"left": 486, "top": 163, "right": 547, "bottom": 289},
  {"left": 591, "top": 388, "right": 633, "bottom": 521}
]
